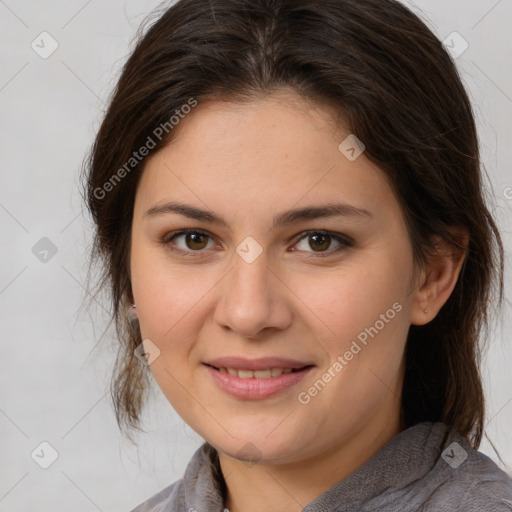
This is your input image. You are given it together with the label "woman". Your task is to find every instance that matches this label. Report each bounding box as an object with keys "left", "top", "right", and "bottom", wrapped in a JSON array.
[{"left": 82, "top": 0, "right": 512, "bottom": 510}]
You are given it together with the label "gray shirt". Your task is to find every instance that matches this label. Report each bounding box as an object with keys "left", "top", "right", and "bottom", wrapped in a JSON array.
[{"left": 131, "top": 422, "right": 512, "bottom": 511}]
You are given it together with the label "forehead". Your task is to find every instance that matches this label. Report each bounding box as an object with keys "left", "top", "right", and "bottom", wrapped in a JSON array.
[{"left": 135, "top": 91, "right": 399, "bottom": 221}]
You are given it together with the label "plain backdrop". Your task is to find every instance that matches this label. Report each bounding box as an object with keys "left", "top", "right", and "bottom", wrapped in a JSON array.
[{"left": 1, "top": 1, "right": 511, "bottom": 510}]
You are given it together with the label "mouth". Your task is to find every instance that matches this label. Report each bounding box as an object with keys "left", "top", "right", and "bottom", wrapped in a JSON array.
[
  {"left": 204, "top": 364, "right": 314, "bottom": 379},
  {"left": 202, "top": 361, "right": 316, "bottom": 400}
]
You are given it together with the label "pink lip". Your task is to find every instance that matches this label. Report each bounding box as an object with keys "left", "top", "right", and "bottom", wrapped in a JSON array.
[
  {"left": 203, "top": 363, "right": 315, "bottom": 400},
  {"left": 204, "top": 356, "right": 312, "bottom": 371}
]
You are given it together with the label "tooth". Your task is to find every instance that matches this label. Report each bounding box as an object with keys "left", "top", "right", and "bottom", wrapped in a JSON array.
[
  {"left": 254, "top": 369, "right": 272, "bottom": 378},
  {"left": 221, "top": 367, "right": 297, "bottom": 378}
]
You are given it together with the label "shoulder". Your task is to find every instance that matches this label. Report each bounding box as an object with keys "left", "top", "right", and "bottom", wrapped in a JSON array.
[
  {"left": 128, "top": 441, "right": 221, "bottom": 512},
  {"left": 456, "top": 449, "right": 512, "bottom": 511},
  {"left": 458, "top": 480, "right": 512, "bottom": 512},
  {"left": 427, "top": 434, "right": 512, "bottom": 511},
  {"left": 129, "top": 479, "right": 184, "bottom": 512}
]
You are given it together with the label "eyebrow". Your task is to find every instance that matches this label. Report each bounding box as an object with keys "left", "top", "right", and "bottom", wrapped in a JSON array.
[{"left": 144, "top": 201, "right": 373, "bottom": 229}]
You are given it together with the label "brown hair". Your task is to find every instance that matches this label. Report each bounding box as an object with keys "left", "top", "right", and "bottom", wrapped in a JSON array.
[{"left": 82, "top": 0, "right": 504, "bottom": 449}]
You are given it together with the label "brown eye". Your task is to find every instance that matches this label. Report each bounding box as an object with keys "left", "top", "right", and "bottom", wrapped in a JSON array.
[
  {"left": 308, "top": 233, "right": 331, "bottom": 251},
  {"left": 162, "top": 229, "right": 352, "bottom": 258},
  {"left": 293, "top": 230, "right": 353, "bottom": 257},
  {"left": 163, "top": 229, "right": 215, "bottom": 254},
  {"left": 184, "top": 232, "right": 209, "bottom": 250}
]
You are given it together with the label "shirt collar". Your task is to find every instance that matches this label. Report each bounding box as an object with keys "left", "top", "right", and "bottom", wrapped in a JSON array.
[{"left": 182, "top": 422, "right": 454, "bottom": 512}]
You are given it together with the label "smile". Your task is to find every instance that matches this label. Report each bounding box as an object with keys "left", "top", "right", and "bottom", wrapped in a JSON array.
[
  {"left": 203, "top": 363, "right": 315, "bottom": 400},
  {"left": 209, "top": 365, "right": 305, "bottom": 378}
]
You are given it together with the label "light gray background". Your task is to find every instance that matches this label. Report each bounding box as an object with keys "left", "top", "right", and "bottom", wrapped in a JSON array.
[{"left": 1, "top": 1, "right": 511, "bottom": 510}]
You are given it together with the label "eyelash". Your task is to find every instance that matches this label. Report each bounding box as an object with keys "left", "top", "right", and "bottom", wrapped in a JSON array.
[{"left": 160, "top": 228, "right": 353, "bottom": 258}]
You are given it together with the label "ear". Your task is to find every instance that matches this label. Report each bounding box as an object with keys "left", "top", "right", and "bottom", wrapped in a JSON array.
[
  {"left": 410, "top": 228, "right": 469, "bottom": 326},
  {"left": 127, "top": 290, "right": 138, "bottom": 319}
]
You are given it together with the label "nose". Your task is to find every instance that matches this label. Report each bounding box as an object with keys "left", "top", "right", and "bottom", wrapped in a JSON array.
[{"left": 213, "top": 249, "right": 293, "bottom": 339}]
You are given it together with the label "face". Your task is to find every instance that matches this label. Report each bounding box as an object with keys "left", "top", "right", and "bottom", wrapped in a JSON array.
[{"left": 130, "top": 90, "right": 419, "bottom": 464}]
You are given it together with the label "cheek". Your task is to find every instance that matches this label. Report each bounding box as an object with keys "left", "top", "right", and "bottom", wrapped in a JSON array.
[
  {"left": 288, "top": 254, "right": 409, "bottom": 342},
  {"left": 131, "top": 239, "right": 212, "bottom": 338},
  {"left": 288, "top": 251, "right": 411, "bottom": 394},
  {"left": 130, "top": 255, "right": 210, "bottom": 409}
]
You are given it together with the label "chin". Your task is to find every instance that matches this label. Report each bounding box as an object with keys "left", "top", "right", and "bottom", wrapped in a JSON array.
[{"left": 205, "top": 428, "right": 310, "bottom": 466}]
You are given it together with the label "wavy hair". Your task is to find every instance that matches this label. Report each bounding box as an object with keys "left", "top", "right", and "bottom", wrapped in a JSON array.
[{"left": 82, "top": 0, "right": 504, "bottom": 449}]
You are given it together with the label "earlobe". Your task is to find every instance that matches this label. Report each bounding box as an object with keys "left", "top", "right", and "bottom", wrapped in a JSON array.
[
  {"left": 128, "top": 302, "right": 138, "bottom": 319},
  {"left": 410, "top": 231, "right": 468, "bottom": 326}
]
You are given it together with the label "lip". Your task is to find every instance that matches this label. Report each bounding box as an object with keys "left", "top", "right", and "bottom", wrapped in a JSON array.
[
  {"left": 203, "top": 362, "right": 315, "bottom": 400},
  {"left": 204, "top": 356, "right": 313, "bottom": 371}
]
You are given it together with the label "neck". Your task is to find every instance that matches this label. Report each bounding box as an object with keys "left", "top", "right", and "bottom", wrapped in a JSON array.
[{"left": 219, "top": 410, "right": 405, "bottom": 512}]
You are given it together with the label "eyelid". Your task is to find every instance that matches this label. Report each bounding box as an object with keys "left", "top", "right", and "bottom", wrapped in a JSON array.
[
  {"left": 161, "top": 228, "right": 353, "bottom": 257},
  {"left": 161, "top": 228, "right": 219, "bottom": 254},
  {"left": 290, "top": 230, "right": 353, "bottom": 258}
]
